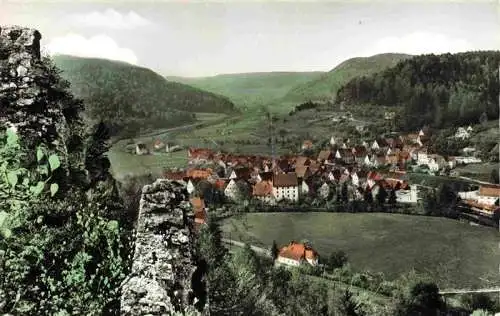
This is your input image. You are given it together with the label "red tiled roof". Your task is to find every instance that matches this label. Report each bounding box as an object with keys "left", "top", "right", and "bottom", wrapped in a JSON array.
[
  {"left": 253, "top": 180, "right": 273, "bottom": 196},
  {"left": 278, "top": 241, "right": 318, "bottom": 261},
  {"left": 214, "top": 179, "right": 226, "bottom": 190},
  {"left": 479, "top": 185, "right": 500, "bottom": 197},
  {"left": 187, "top": 168, "right": 213, "bottom": 179}
]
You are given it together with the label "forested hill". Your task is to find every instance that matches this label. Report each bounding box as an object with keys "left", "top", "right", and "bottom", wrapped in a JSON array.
[
  {"left": 282, "top": 53, "right": 413, "bottom": 103},
  {"left": 335, "top": 51, "right": 500, "bottom": 131},
  {"left": 53, "top": 55, "right": 237, "bottom": 135}
]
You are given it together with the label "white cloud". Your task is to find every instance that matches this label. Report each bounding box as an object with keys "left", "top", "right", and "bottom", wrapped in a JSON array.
[
  {"left": 45, "top": 33, "right": 138, "bottom": 65},
  {"left": 68, "top": 9, "right": 152, "bottom": 29},
  {"left": 362, "top": 31, "right": 475, "bottom": 56}
]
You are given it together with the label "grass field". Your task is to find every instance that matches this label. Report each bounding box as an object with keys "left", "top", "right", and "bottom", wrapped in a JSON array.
[
  {"left": 108, "top": 148, "right": 188, "bottom": 181},
  {"left": 222, "top": 212, "right": 500, "bottom": 288}
]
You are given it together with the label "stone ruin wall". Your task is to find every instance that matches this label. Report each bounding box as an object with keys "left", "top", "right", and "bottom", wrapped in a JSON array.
[{"left": 120, "top": 179, "right": 207, "bottom": 315}]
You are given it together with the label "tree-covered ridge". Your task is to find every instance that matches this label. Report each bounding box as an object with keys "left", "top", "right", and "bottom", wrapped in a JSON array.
[
  {"left": 52, "top": 55, "right": 237, "bottom": 135},
  {"left": 282, "top": 53, "right": 413, "bottom": 103},
  {"left": 335, "top": 51, "right": 500, "bottom": 131}
]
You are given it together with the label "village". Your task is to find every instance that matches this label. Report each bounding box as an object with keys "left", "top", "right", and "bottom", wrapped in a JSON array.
[{"left": 134, "top": 125, "right": 499, "bottom": 268}]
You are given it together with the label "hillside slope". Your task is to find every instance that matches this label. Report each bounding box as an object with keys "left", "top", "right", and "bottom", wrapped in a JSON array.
[
  {"left": 168, "top": 71, "right": 324, "bottom": 108},
  {"left": 335, "top": 51, "right": 500, "bottom": 131},
  {"left": 53, "top": 55, "right": 236, "bottom": 135},
  {"left": 283, "top": 53, "right": 412, "bottom": 103}
]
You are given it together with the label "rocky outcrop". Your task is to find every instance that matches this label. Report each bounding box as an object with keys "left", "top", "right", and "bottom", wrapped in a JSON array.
[
  {"left": 121, "top": 179, "right": 207, "bottom": 315},
  {"left": 0, "top": 26, "right": 66, "bottom": 146}
]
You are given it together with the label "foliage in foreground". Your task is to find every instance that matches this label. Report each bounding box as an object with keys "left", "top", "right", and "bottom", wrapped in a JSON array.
[{"left": 0, "top": 55, "right": 133, "bottom": 315}]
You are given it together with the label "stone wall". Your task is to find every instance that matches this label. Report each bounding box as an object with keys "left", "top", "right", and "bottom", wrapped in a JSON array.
[
  {"left": 121, "top": 179, "right": 207, "bottom": 315},
  {"left": 0, "top": 26, "right": 65, "bottom": 145}
]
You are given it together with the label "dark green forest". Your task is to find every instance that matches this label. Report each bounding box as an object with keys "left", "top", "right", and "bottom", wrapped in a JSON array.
[
  {"left": 335, "top": 51, "right": 500, "bottom": 131},
  {"left": 53, "top": 55, "right": 237, "bottom": 136}
]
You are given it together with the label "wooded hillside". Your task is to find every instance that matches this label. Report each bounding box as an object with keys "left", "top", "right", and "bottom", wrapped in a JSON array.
[
  {"left": 335, "top": 51, "right": 500, "bottom": 131},
  {"left": 53, "top": 55, "right": 237, "bottom": 135}
]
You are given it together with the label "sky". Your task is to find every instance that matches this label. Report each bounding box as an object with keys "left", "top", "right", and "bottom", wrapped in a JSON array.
[{"left": 1, "top": 0, "right": 499, "bottom": 77}]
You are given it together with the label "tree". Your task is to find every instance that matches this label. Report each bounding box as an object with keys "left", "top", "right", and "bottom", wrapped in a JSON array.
[
  {"left": 388, "top": 189, "right": 397, "bottom": 205},
  {"left": 395, "top": 282, "right": 444, "bottom": 316},
  {"left": 271, "top": 240, "right": 279, "bottom": 261},
  {"left": 324, "top": 250, "right": 348, "bottom": 271},
  {"left": 337, "top": 289, "right": 366, "bottom": 316},
  {"left": 341, "top": 182, "right": 349, "bottom": 203},
  {"left": 376, "top": 186, "right": 388, "bottom": 205},
  {"left": 490, "top": 168, "right": 499, "bottom": 184},
  {"left": 462, "top": 293, "right": 498, "bottom": 313}
]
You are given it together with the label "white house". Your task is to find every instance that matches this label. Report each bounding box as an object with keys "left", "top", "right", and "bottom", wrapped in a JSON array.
[
  {"left": 458, "top": 190, "right": 479, "bottom": 200},
  {"left": 276, "top": 241, "right": 319, "bottom": 267},
  {"left": 186, "top": 180, "right": 195, "bottom": 195},
  {"left": 224, "top": 179, "right": 242, "bottom": 201},
  {"left": 477, "top": 185, "right": 500, "bottom": 206},
  {"left": 351, "top": 172, "right": 359, "bottom": 187},
  {"left": 135, "top": 143, "right": 149, "bottom": 155},
  {"left": 252, "top": 180, "right": 275, "bottom": 205},
  {"left": 454, "top": 156, "right": 482, "bottom": 164},
  {"left": 427, "top": 157, "right": 440, "bottom": 172},
  {"left": 330, "top": 136, "right": 336, "bottom": 146},
  {"left": 467, "top": 125, "right": 473, "bottom": 132},
  {"left": 300, "top": 180, "right": 310, "bottom": 196},
  {"left": 272, "top": 173, "right": 299, "bottom": 202},
  {"left": 318, "top": 182, "right": 330, "bottom": 199},
  {"left": 361, "top": 140, "right": 369, "bottom": 148},
  {"left": 396, "top": 184, "right": 419, "bottom": 203},
  {"left": 363, "top": 155, "right": 373, "bottom": 167},
  {"left": 416, "top": 152, "right": 429, "bottom": 166},
  {"left": 454, "top": 127, "right": 470, "bottom": 140},
  {"left": 371, "top": 140, "right": 380, "bottom": 150}
]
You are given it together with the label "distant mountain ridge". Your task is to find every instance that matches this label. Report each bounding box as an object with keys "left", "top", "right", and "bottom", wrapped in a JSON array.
[
  {"left": 167, "top": 71, "right": 325, "bottom": 108},
  {"left": 53, "top": 55, "right": 237, "bottom": 136},
  {"left": 282, "top": 53, "right": 413, "bottom": 103}
]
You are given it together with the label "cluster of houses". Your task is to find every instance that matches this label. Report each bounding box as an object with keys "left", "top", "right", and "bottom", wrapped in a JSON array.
[
  {"left": 133, "top": 139, "right": 183, "bottom": 155},
  {"left": 174, "top": 131, "right": 432, "bottom": 213},
  {"left": 458, "top": 184, "right": 500, "bottom": 217}
]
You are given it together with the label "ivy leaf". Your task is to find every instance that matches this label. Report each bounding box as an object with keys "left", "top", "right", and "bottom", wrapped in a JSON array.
[
  {"left": 6, "top": 128, "right": 18, "bottom": 145},
  {"left": 48, "top": 154, "right": 60, "bottom": 172},
  {"left": 36, "top": 147, "right": 45, "bottom": 162},
  {"left": 7, "top": 171, "right": 18, "bottom": 187},
  {"left": 50, "top": 183, "right": 59, "bottom": 197},
  {"left": 107, "top": 220, "right": 119, "bottom": 233},
  {"left": 1, "top": 227, "right": 12, "bottom": 239},
  {"left": 0, "top": 211, "right": 8, "bottom": 228},
  {"left": 30, "top": 181, "right": 45, "bottom": 196}
]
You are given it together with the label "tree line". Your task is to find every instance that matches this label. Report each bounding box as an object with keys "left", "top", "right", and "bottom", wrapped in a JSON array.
[{"left": 335, "top": 51, "right": 500, "bottom": 131}]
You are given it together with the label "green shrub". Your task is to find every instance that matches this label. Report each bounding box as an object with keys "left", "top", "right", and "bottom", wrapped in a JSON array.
[{"left": 0, "top": 128, "right": 129, "bottom": 315}]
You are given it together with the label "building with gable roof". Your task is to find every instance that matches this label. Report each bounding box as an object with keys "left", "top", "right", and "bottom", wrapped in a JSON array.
[
  {"left": 276, "top": 241, "right": 319, "bottom": 267},
  {"left": 273, "top": 172, "right": 299, "bottom": 202}
]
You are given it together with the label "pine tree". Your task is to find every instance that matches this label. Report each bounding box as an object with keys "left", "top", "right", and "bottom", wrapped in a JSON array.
[{"left": 271, "top": 240, "right": 279, "bottom": 261}]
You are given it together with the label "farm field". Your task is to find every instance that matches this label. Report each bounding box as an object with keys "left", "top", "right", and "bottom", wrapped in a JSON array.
[
  {"left": 108, "top": 147, "right": 188, "bottom": 181},
  {"left": 454, "top": 162, "right": 499, "bottom": 183},
  {"left": 222, "top": 212, "right": 500, "bottom": 288}
]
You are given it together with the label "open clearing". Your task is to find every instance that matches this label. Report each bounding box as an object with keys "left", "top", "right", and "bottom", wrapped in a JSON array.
[
  {"left": 222, "top": 212, "right": 500, "bottom": 288},
  {"left": 108, "top": 148, "right": 187, "bottom": 181}
]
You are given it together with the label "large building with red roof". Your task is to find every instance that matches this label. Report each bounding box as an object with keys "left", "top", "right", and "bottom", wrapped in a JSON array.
[{"left": 276, "top": 241, "right": 319, "bottom": 267}]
